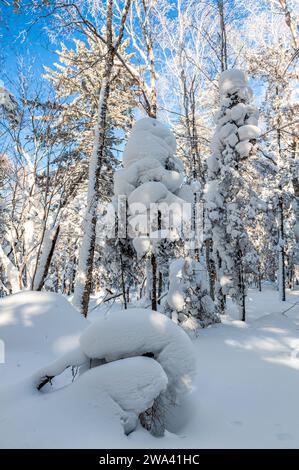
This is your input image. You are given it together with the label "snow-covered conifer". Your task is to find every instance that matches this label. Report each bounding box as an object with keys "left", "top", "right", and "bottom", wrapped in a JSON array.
[
  {"left": 164, "top": 257, "right": 220, "bottom": 334},
  {"left": 205, "top": 69, "right": 261, "bottom": 320},
  {"left": 248, "top": 40, "right": 298, "bottom": 295},
  {"left": 114, "top": 117, "right": 191, "bottom": 308}
]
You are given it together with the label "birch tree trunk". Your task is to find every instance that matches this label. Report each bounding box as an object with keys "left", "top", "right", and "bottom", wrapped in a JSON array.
[
  {"left": 72, "top": 69, "right": 112, "bottom": 316},
  {"left": 0, "top": 245, "right": 21, "bottom": 293},
  {"left": 217, "top": 0, "right": 228, "bottom": 72},
  {"left": 34, "top": 226, "right": 60, "bottom": 291},
  {"left": 72, "top": 0, "right": 131, "bottom": 316}
]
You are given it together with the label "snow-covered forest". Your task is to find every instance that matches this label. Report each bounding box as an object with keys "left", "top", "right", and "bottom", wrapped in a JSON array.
[{"left": 0, "top": 0, "right": 299, "bottom": 450}]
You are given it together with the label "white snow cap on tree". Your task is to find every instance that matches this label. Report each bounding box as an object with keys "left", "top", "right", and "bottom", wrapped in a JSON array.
[
  {"left": 219, "top": 70, "right": 252, "bottom": 100},
  {"left": 114, "top": 117, "right": 191, "bottom": 257},
  {"left": 122, "top": 117, "right": 176, "bottom": 167}
]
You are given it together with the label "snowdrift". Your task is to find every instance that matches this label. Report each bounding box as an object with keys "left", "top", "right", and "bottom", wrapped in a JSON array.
[{"left": 0, "top": 291, "right": 86, "bottom": 355}]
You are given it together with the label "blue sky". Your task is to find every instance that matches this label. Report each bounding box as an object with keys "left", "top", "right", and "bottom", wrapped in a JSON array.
[
  {"left": 1, "top": 4, "right": 56, "bottom": 88},
  {"left": 0, "top": 1, "right": 268, "bottom": 111}
]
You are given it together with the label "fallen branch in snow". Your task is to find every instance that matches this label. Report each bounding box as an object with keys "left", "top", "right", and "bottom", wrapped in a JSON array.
[
  {"left": 281, "top": 300, "right": 299, "bottom": 317},
  {"left": 88, "top": 289, "right": 123, "bottom": 313},
  {"left": 36, "top": 374, "right": 55, "bottom": 391}
]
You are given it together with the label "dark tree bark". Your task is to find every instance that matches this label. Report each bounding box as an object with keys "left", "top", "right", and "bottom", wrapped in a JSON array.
[{"left": 36, "top": 225, "right": 60, "bottom": 291}]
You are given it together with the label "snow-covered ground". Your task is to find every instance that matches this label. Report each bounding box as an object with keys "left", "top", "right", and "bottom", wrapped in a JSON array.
[{"left": 0, "top": 287, "right": 299, "bottom": 448}]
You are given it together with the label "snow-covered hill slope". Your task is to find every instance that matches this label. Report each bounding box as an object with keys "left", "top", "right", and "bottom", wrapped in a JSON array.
[{"left": 0, "top": 288, "right": 299, "bottom": 448}]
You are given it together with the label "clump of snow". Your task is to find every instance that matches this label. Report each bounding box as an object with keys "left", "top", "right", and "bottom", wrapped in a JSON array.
[
  {"left": 229, "top": 102, "right": 246, "bottom": 122},
  {"left": 238, "top": 124, "right": 260, "bottom": 141},
  {"left": 89, "top": 357, "right": 168, "bottom": 412},
  {"left": 122, "top": 118, "right": 176, "bottom": 168},
  {"left": 123, "top": 118, "right": 176, "bottom": 168},
  {"left": 235, "top": 141, "right": 252, "bottom": 158},
  {"left": 0, "top": 80, "right": 18, "bottom": 124},
  {"left": 219, "top": 69, "right": 252, "bottom": 104},
  {"left": 69, "top": 356, "right": 168, "bottom": 434},
  {"left": 128, "top": 181, "right": 168, "bottom": 208},
  {"left": 79, "top": 308, "right": 196, "bottom": 398},
  {"left": 132, "top": 236, "right": 151, "bottom": 258},
  {"left": 0, "top": 245, "right": 20, "bottom": 294}
]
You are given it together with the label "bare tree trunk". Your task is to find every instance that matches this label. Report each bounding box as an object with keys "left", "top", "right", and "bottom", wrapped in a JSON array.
[
  {"left": 72, "top": 69, "right": 112, "bottom": 316},
  {"left": 120, "top": 251, "right": 127, "bottom": 309},
  {"left": 36, "top": 225, "right": 60, "bottom": 291},
  {"left": 72, "top": 0, "right": 131, "bottom": 316},
  {"left": 277, "top": 116, "right": 286, "bottom": 302},
  {"left": 237, "top": 247, "right": 246, "bottom": 321},
  {"left": 291, "top": 138, "right": 299, "bottom": 264},
  {"left": 151, "top": 252, "right": 157, "bottom": 311},
  {"left": 217, "top": 0, "right": 228, "bottom": 71},
  {"left": 216, "top": 251, "right": 226, "bottom": 314},
  {"left": 205, "top": 239, "right": 216, "bottom": 300},
  {"left": 258, "top": 264, "right": 262, "bottom": 292},
  {"left": 278, "top": 0, "right": 299, "bottom": 49},
  {"left": 278, "top": 189, "right": 286, "bottom": 301}
]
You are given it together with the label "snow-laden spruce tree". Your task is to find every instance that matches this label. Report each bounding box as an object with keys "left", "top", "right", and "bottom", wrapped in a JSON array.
[
  {"left": 164, "top": 257, "right": 220, "bottom": 335},
  {"left": 114, "top": 117, "right": 192, "bottom": 309},
  {"left": 205, "top": 69, "right": 261, "bottom": 320}
]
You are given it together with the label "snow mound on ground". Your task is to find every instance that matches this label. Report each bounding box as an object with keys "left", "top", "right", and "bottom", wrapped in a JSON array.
[
  {"left": 0, "top": 376, "right": 126, "bottom": 448},
  {"left": 80, "top": 308, "right": 196, "bottom": 398},
  {"left": 0, "top": 292, "right": 86, "bottom": 354}
]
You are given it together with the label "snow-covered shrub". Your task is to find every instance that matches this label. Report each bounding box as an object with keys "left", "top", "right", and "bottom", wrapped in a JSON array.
[
  {"left": 34, "top": 308, "right": 196, "bottom": 436},
  {"left": 164, "top": 257, "right": 220, "bottom": 335}
]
